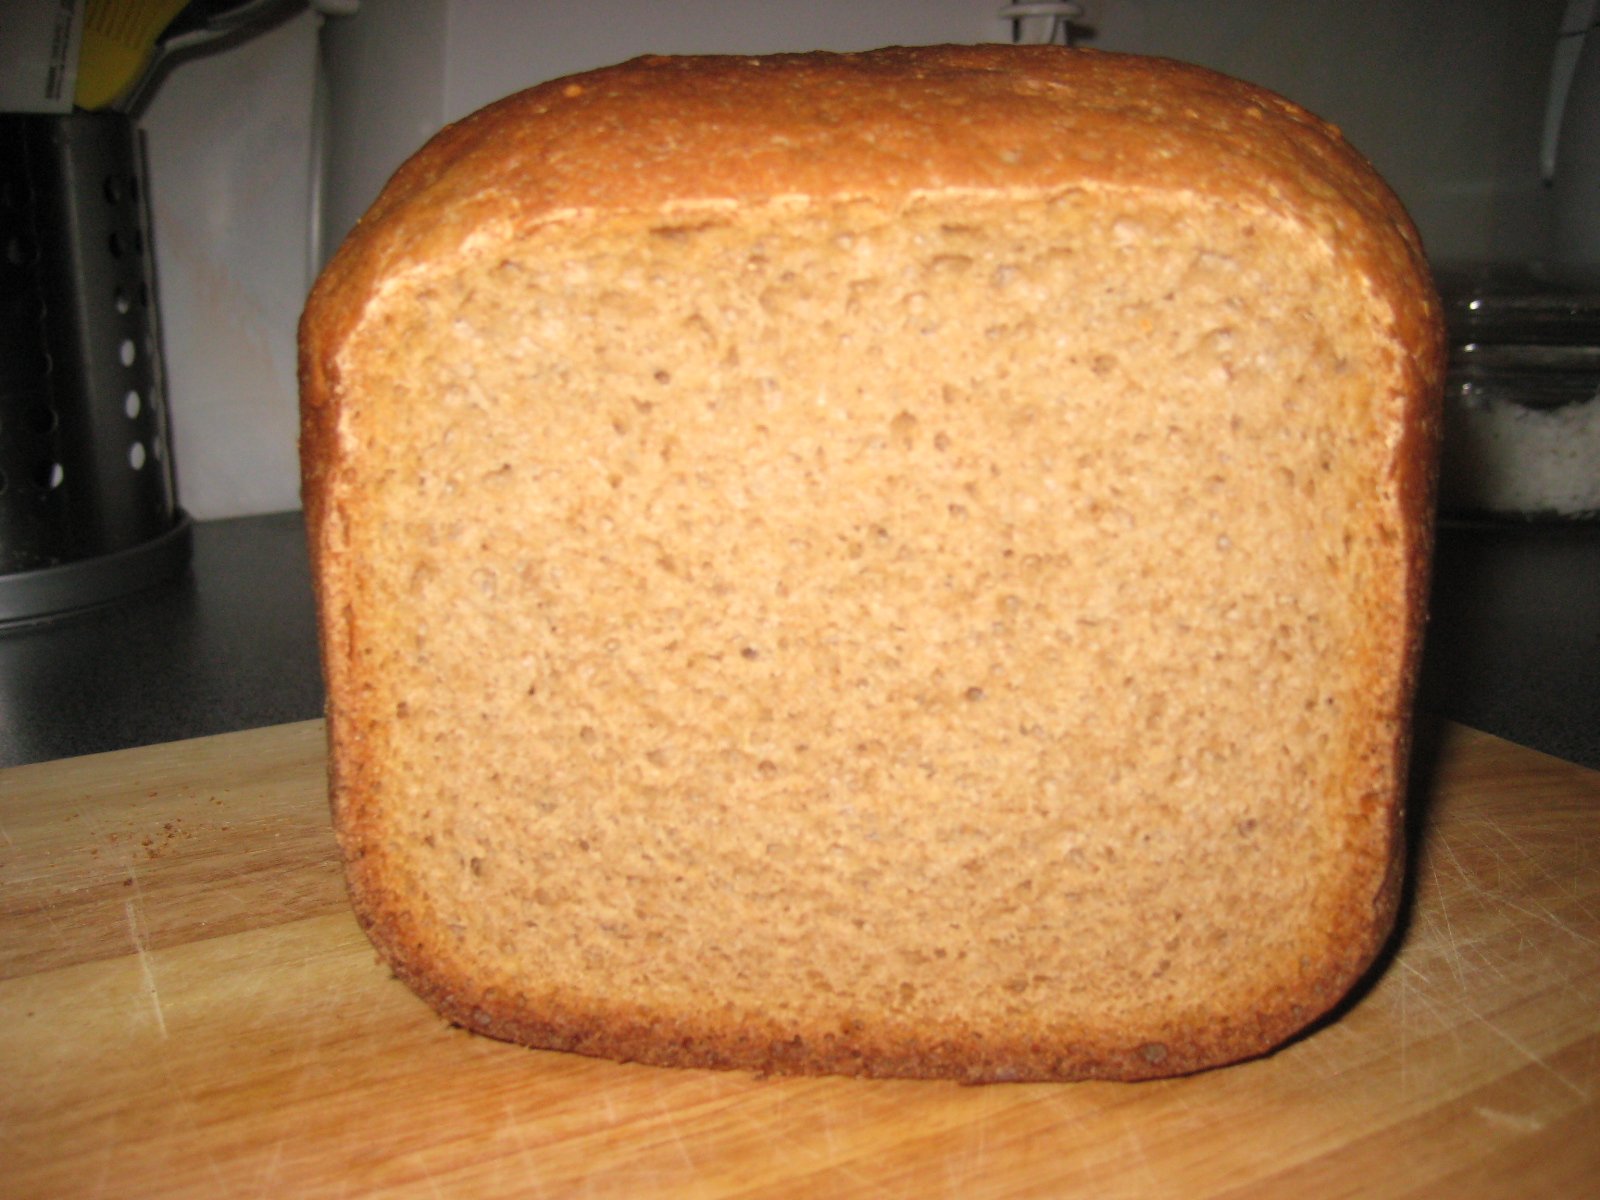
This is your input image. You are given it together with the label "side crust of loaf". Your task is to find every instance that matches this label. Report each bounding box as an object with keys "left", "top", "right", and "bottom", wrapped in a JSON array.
[{"left": 300, "top": 46, "right": 1445, "bottom": 1082}]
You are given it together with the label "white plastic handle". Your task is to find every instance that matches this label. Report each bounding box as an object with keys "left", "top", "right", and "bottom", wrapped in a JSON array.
[
  {"left": 1541, "top": 0, "right": 1599, "bottom": 181},
  {"left": 998, "top": 2, "right": 1088, "bottom": 46}
]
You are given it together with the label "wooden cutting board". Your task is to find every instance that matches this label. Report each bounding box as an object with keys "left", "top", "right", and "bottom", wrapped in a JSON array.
[{"left": 2, "top": 718, "right": 1596, "bottom": 1198}]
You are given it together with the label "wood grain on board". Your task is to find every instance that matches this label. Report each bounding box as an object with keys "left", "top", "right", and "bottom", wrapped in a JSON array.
[{"left": 2, "top": 719, "right": 1597, "bottom": 1198}]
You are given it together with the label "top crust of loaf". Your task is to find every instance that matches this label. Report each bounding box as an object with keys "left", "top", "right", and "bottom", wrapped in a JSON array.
[
  {"left": 300, "top": 45, "right": 1445, "bottom": 1082},
  {"left": 303, "top": 44, "right": 1441, "bottom": 559}
]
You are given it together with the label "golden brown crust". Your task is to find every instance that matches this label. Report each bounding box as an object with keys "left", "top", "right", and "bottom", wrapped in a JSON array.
[
  {"left": 300, "top": 44, "right": 1444, "bottom": 1082},
  {"left": 302, "top": 46, "right": 1440, "bottom": 392},
  {"left": 385, "top": 951, "right": 1364, "bottom": 1083}
]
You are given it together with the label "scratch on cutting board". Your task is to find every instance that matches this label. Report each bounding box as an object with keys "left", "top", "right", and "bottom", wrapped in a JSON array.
[
  {"left": 1475, "top": 1106, "right": 1547, "bottom": 1134},
  {"left": 1393, "top": 955, "right": 1462, "bottom": 1090},
  {"left": 1396, "top": 953, "right": 1413, "bottom": 1091},
  {"left": 1498, "top": 895, "right": 1600, "bottom": 951},
  {"left": 249, "top": 1136, "right": 285, "bottom": 1197},
  {"left": 122, "top": 868, "right": 168, "bottom": 1039},
  {"left": 1450, "top": 817, "right": 1596, "bottom": 946},
  {"left": 1428, "top": 851, "right": 1471, "bottom": 989},
  {"left": 1115, "top": 1119, "right": 1162, "bottom": 1198},
  {"left": 656, "top": 1086, "right": 700, "bottom": 1179},
  {"left": 418, "top": 1160, "right": 448, "bottom": 1200},
  {"left": 1394, "top": 941, "right": 1592, "bottom": 1104},
  {"left": 497, "top": 1098, "right": 540, "bottom": 1172},
  {"left": 1464, "top": 1003, "right": 1591, "bottom": 1100}
]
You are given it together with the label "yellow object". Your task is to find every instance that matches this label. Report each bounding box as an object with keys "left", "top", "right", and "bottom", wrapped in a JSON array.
[{"left": 73, "top": 0, "right": 190, "bottom": 110}]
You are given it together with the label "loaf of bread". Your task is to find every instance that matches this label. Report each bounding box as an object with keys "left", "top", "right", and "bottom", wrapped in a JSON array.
[{"left": 299, "top": 45, "right": 1444, "bottom": 1081}]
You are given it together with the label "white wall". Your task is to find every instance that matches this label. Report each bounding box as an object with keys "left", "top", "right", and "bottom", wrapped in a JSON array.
[
  {"left": 1085, "top": 0, "right": 1564, "bottom": 267},
  {"left": 141, "top": 8, "right": 319, "bottom": 521},
  {"left": 140, "top": 0, "right": 1569, "bottom": 519},
  {"left": 319, "top": 0, "right": 1005, "bottom": 260}
]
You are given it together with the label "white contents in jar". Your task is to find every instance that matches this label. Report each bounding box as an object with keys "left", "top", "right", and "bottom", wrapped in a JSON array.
[{"left": 1439, "top": 387, "right": 1600, "bottom": 516}]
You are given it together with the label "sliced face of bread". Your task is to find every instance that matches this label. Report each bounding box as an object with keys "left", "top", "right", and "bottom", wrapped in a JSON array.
[{"left": 300, "top": 46, "right": 1444, "bottom": 1081}]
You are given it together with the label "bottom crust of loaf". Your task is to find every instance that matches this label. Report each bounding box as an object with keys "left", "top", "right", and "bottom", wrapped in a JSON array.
[
  {"left": 355, "top": 870, "right": 1401, "bottom": 1083},
  {"left": 400, "top": 976, "right": 1367, "bottom": 1083}
]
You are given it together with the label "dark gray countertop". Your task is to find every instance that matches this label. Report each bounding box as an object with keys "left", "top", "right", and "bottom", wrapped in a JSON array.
[
  {"left": 1, "top": 511, "right": 323, "bottom": 767},
  {"left": 1418, "top": 517, "right": 1600, "bottom": 770},
  {"left": 2, "top": 510, "right": 1596, "bottom": 771}
]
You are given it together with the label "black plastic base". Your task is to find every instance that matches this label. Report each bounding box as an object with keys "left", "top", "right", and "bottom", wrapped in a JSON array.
[{"left": 0, "top": 511, "right": 193, "bottom": 628}]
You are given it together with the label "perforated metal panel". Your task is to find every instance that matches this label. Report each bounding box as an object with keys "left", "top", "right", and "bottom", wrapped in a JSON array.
[{"left": 0, "top": 112, "right": 189, "bottom": 624}]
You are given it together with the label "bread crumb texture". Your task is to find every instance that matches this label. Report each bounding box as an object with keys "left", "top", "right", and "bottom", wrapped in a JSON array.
[{"left": 302, "top": 47, "right": 1442, "bottom": 1081}]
